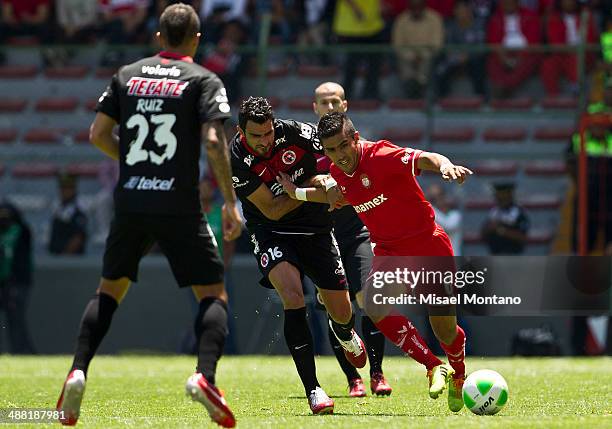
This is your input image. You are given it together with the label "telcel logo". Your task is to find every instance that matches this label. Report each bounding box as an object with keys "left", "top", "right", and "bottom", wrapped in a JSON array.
[{"left": 124, "top": 176, "right": 175, "bottom": 191}]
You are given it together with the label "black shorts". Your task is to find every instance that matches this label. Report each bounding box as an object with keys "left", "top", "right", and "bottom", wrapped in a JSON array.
[
  {"left": 336, "top": 231, "right": 374, "bottom": 300},
  {"left": 102, "top": 213, "right": 224, "bottom": 287},
  {"left": 249, "top": 228, "right": 347, "bottom": 291}
]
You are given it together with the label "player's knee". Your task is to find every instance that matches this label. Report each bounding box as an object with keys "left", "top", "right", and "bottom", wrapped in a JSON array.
[
  {"left": 192, "top": 283, "right": 227, "bottom": 303},
  {"left": 276, "top": 284, "right": 304, "bottom": 309},
  {"left": 98, "top": 277, "right": 130, "bottom": 304}
]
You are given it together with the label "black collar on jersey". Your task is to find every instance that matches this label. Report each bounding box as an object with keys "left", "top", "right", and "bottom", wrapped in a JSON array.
[{"left": 158, "top": 51, "right": 194, "bottom": 63}]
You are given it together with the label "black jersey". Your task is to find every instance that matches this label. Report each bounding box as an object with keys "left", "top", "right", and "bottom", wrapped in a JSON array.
[
  {"left": 230, "top": 119, "right": 331, "bottom": 233},
  {"left": 96, "top": 51, "right": 231, "bottom": 215}
]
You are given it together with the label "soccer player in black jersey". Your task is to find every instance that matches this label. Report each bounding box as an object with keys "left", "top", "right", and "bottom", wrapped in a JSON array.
[
  {"left": 56, "top": 5, "right": 241, "bottom": 428},
  {"left": 312, "top": 82, "right": 392, "bottom": 397},
  {"left": 230, "top": 96, "right": 367, "bottom": 415}
]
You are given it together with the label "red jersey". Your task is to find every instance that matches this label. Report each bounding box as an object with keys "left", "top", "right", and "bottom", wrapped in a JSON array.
[{"left": 330, "top": 140, "right": 436, "bottom": 247}]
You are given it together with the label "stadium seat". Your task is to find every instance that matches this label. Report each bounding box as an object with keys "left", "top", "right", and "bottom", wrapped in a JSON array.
[
  {"left": 0, "top": 65, "right": 38, "bottom": 78},
  {"left": 463, "top": 229, "right": 554, "bottom": 245},
  {"left": 541, "top": 96, "right": 577, "bottom": 109},
  {"left": 438, "top": 96, "right": 483, "bottom": 110},
  {"left": 44, "top": 65, "right": 90, "bottom": 79},
  {"left": 0, "top": 128, "right": 17, "bottom": 143},
  {"left": 267, "top": 64, "right": 289, "bottom": 78},
  {"left": 465, "top": 198, "right": 495, "bottom": 210},
  {"left": 6, "top": 36, "right": 40, "bottom": 46},
  {"left": 296, "top": 65, "right": 338, "bottom": 77},
  {"left": 0, "top": 164, "right": 4, "bottom": 177},
  {"left": 463, "top": 231, "right": 483, "bottom": 244},
  {"left": 287, "top": 97, "right": 312, "bottom": 111},
  {"left": 0, "top": 98, "right": 27, "bottom": 112},
  {"left": 382, "top": 127, "right": 423, "bottom": 144},
  {"left": 94, "top": 67, "right": 117, "bottom": 79},
  {"left": 268, "top": 96, "right": 282, "bottom": 109},
  {"left": 482, "top": 127, "right": 527, "bottom": 142},
  {"left": 490, "top": 97, "right": 534, "bottom": 110},
  {"left": 85, "top": 99, "right": 99, "bottom": 111},
  {"left": 472, "top": 160, "right": 519, "bottom": 176},
  {"left": 524, "top": 160, "right": 566, "bottom": 176},
  {"left": 431, "top": 127, "right": 475, "bottom": 142},
  {"left": 350, "top": 99, "right": 382, "bottom": 111},
  {"left": 35, "top": 97, "right": 79, "bottom": 112},
  {"left": 66, "top": 162, "right": 101, "bottom": 178},
  {"left": 522, "top": 195, "right": 562, "bottom": 210},
  {"left": 11, "top": 162, "right": 59, "bottom": 178},
  {"left": 23, "top": 128, "right": 65, "bottom": 144},
  {"left": 387, "top": 98, "right": 425, "bottom": 110},
  {"left": 74, "top": 129, "right": 90, "bottom": 144},
  {"left": 533, "top": 127, "right": 574, "bottom": 142}
]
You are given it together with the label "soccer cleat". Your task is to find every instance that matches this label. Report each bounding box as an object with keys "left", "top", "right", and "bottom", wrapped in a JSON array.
[
  {"left": 370, "top": 372, "right": 392, "bottom": 396},
  {"left": 56, "top": 369, "right": 86, "bottom": 426},
  {"left": 308, "top": 387, "right": 334, "bottom": 414},
  {"left": 348, "top": 378, "right": 366, "bottom": 397},
  {"left": 329, "top": 320, "right": 367, "bottom": 369},
  {"left": 186, "top": 373, "right": 236, "bottom": 428},
  {"left": 448, "top": 376, "right": 465, "bottom": 412},
  {"left": 427, "top": 363, "right": 455, "bottom": 399}
]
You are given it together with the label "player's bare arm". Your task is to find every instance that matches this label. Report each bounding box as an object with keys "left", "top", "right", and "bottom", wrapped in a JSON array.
[
  {"left": 277, "top": 171, "right": 347, "bottom": 211},
  {"left": 417, "top": 152, "right": 473, "bottom": 184},
  {"left": 89, "top": 112, "right": 119, "bottom": 160},
  {"left": 247, "top": 182, "right": 304, "bottom": 221},
  {"left": 203, "top": 120, "right": 242, "bottom": 240}
]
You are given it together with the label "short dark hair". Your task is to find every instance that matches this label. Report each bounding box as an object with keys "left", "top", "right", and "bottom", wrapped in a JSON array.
[
  {"left": 238, "top": 97, "right": 274, "bottom": 131},
  {"left": 159, "top": 3, "right": 200, "bottom": 47},
  {"left": 317, "top": 111, "right": 355, "bottom": 140}
]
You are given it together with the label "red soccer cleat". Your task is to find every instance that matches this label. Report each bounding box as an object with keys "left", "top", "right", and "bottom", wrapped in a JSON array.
[
  {"left": 348, "top": 378, "right": 366, "bottom": 397},
  {"left": 308, "top": 387, "right": 334, "bottom": 415},
  {"left": 186, "top": 373, "right": 236, "bottom": 428},
  {"left": 56, "top": 369, "right": 86, "bottom": 426},
  {"left": 370, "top": 372, "right": 393, "bottom": 396}
]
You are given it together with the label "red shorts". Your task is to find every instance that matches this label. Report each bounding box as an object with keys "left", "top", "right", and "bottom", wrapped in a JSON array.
[{"left": 373, "top": 224, "right": 454, "bottom": 257}]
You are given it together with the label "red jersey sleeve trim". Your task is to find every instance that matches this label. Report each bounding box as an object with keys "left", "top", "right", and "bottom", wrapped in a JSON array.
[{"left": 412, "top": 149, "right": 423, "bottom": 176}]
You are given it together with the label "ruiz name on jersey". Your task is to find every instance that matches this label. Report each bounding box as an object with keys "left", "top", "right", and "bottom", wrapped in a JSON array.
[{"left": 230, "top": 119, "right": 331, "bottom": 234}]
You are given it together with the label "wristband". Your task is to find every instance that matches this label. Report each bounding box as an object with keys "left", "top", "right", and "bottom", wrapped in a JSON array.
[
  {"left": 295, "top": 188, "right": 308, "bottom": 201},
  {"left": 323, "top": 177, "right": 337, "bottom": 191}
]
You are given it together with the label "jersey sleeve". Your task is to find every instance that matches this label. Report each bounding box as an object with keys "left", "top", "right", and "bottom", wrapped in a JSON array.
[
  {"left": 375, "top": 142, "right": 423, "bottom": 176},
  {"left": 231, "top": 162, "right": 262, "bottom": 199},
  {"left": 282, "top": 119, "right": 323, "bottom": 154},
  {"left": 198, "top": 74, "right": 232, "bottom": 123},
  {"left": 95, "top": 74, "right": 121, "bottom": 121}
]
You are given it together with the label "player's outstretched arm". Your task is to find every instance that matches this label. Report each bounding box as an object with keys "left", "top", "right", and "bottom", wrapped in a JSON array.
[
  {"left": 203, "top": 120, "right": 242, "bottom": 241},
  {"left": 89, "top": 112, "right": 119, "bottom": 160},
  {"left": 277, "top": 171, "right": 347, "bottom": 211},
  {"left": 247, "top": 182, "right": 304, "bottom": 221},
  {"left": 417, "top": 151, "right": 473, "bottom": 184}
]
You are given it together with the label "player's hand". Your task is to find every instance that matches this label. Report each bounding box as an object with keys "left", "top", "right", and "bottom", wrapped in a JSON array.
[
  {"left": 222, "top": 202, "right": 242, "bottom": 241},
  {"left": 305, "top": 174, "right": 330, "bottom": 189},
  {"left": 327, "top": 187, "right": 348, "bottom": 211},
  {"left": 440, "top": 163, "right": 473, "bottom": 184},
  {"left": 276, "top": 171, "right": 297, "bottom": 198}
]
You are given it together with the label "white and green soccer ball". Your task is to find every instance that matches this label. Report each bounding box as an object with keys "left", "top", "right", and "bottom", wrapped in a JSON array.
[{"left": 462, "top": 369, "right": 509, "bottom": 415}]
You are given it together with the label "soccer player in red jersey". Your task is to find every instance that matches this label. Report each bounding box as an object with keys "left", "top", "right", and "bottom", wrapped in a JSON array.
[{"left": 277, "top": 111, "right": 472, "bottom": 412}]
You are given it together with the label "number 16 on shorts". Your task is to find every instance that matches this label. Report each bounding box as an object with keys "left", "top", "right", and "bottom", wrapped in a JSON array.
[{"left": 260, "top": 247, "right": 283, "bottom": 268}]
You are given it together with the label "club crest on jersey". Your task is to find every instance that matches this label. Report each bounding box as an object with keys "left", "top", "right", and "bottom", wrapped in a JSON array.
[
  {"left": 260, "top": 253, "right": 269, "bottom": 268},
  {"left": 282, "top": 150, "right": 296, "bottom": 165},
  {"left": 360, "top": 174, "right": 371, "bottom": 188}
]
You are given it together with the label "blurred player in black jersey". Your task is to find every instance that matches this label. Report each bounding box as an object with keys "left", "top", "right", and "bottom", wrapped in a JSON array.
[
  {"left": 312, "top": 82, "right": 392, "bottom": 397},
  {"left": 56, "top": 4, "right": 241, "bottom": 428},
  {"left": 230, "top": 96, "right": 367, "bottom": 415}
]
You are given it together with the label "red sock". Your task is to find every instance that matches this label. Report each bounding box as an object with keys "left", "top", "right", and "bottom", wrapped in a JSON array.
[
  {"left": 375, "top": 311, "right": 442, "bottom": 370},
  {"left": 439, "top": 325, "right": 466, "bottom": 379}
]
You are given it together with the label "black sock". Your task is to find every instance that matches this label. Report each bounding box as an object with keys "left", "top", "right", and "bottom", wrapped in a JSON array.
[
  {"left": 328, "top": 324, "right": 360, "bottom": 382},
  {"left": 362, "top": 315, "right": 385, "bottom": 375},
  {"left": 71, "top": 293, "right": 118, "bottom": 376},
  {"left": 284, "top": 308, "right": 319, "bottom": 395},
  {"left": 195, "top": 297, "right": 228, "bottom": 386},
  {"left": 329, "top": 312, "right": 355, "bottom": 342}
]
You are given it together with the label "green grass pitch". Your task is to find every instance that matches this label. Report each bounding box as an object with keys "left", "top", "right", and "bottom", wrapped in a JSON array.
[{"left": 0, "top": 355, "right": 610, "bottom": 428}]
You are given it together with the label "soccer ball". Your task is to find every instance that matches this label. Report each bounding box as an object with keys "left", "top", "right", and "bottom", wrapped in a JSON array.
[{"left": 462, "top": 369, "right": 509, "bottom": 415}]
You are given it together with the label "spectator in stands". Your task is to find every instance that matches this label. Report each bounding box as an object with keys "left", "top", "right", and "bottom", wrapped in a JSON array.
[
  {"left": 333, "top": 0, "right": 385, "bottom": 100},
  {"left": 486, "top": 0, "right": 541, "bottom": 97},
  {"left": 48, "top": 172, "right": 88, "bottom": 255},
  {"left": 427, "top": 184, "right": 463, "bottom": 255},
  {"left": 0, "top": 201, "right": 36, "bottom": 354},
  {"left": 294, "top": 0, "right": 334, "bottom": 64},
  {"left": 56, "top": 0, "right": 99, "bottom": 43},
  {"left": 99, "top": 0, "right": 151, "bottom": 44},
  {"left": 199, "top": 0, "right": 248, "bottom": 44},
  {"left": 540, "top": 0, "right": 598, "bottom": 97},
  {"left": 392, "top": 0, "right": 444, "bottom": 98},
  {"left": 0, "top": 0, "right": 51, "bottom": 43},
  {"left": 481, "top": 182, "right": 530, "bottom": 254},
  {"left": 434, "top": 0, "right": 488, "bottom": 99}
]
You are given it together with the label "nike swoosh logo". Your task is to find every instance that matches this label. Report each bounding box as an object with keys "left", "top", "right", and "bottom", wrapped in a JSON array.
[
  {"left": 370, "top": 330, "right": 381, "bottom": 335},
  {"left": 294, "top": 344, "right": 308, "bottom": 350},
  {"left": 258, "top": 167, "right": 267, "bottom": 177}
]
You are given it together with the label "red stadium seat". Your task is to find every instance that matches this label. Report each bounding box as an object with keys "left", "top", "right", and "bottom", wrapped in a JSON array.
[
  {"left": 296, "top": 65, "right": 338, "bottom": 77},
  {"left": 0, "top": 98, "right": 27, "bottom": 113},
  {"left": 44, "top": 65, "right": 90, "bottom": 79},
  {"left": 350, "top": 99, "right": 382, "bottom": 111},
  {"left": 431, "top": 127, "right": 475, "bottom": 142},
  {"left": 0, "top": 128, "right": 17, "bottom": 143},
  {"left": 542, "top": 96, "right": 577, "bottom": 109},
  {"left": 35, "top": 97, "right": 79, "bottom": 112},
  {"left": 12, "top": 162, "right": 59, "bottom": 178},
  {"left": 387, "top": 98, "right": 425, "bottom": 110},
  {"left": 522, "top": 195, "right": 562, "bottom": 210},
  {"left": 472, "top": 160, "right": 519, "bottom": 176},
  {"left": 0, "top": 164, "right": 4, "bottom": 176},
  {"left": 524, "top": 160, "right": 566, "bottom": 176},
  {"left": 382, "top": 127, "right": 423, "bottom": 143},
  {"left": 66, "top": 162, "right": 101, "bottom": 178},
  {"left": 438, "top": 96, "right": 483, "bottom": 110},
  {"left": 287, "top": 97, "right": 312, "bottom": 111},
  {"left": 482, "top": 127, "right": 527, "bottom": 142},
  {"left": 0, "top": 65, "right": 38, "bottom": 78},
  {"left": 267, "top": 64, "right": 289, "bottom": 78},
  {"left": 23, "top": 128, "right": 65, "bottom": 144},
  {"left": 74, "top": 129, "right": 90, "bottom": 144},
  {"left": 267, "top": 96, "right": 282, "bottom": 109},
  {"left": 6, "top": 36, "right": 39, "bottom": 46},
  {"left": 490, "top": 97, "right": 534, "bottom": 110},
  {"left": 85, "top": 99, "right": 99, "bottom": 111},
  {"left": 465, "top": 198, "right": 495, "bottom": 210},
  {"left": 95, "top": 67, "right": 117, "bottom": 79},
  {"left": 533, "top": 127, "right": 574, "bottom": 141},
  {"left": 463, "top": 231, "right": 483, "bottom": 244}
]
